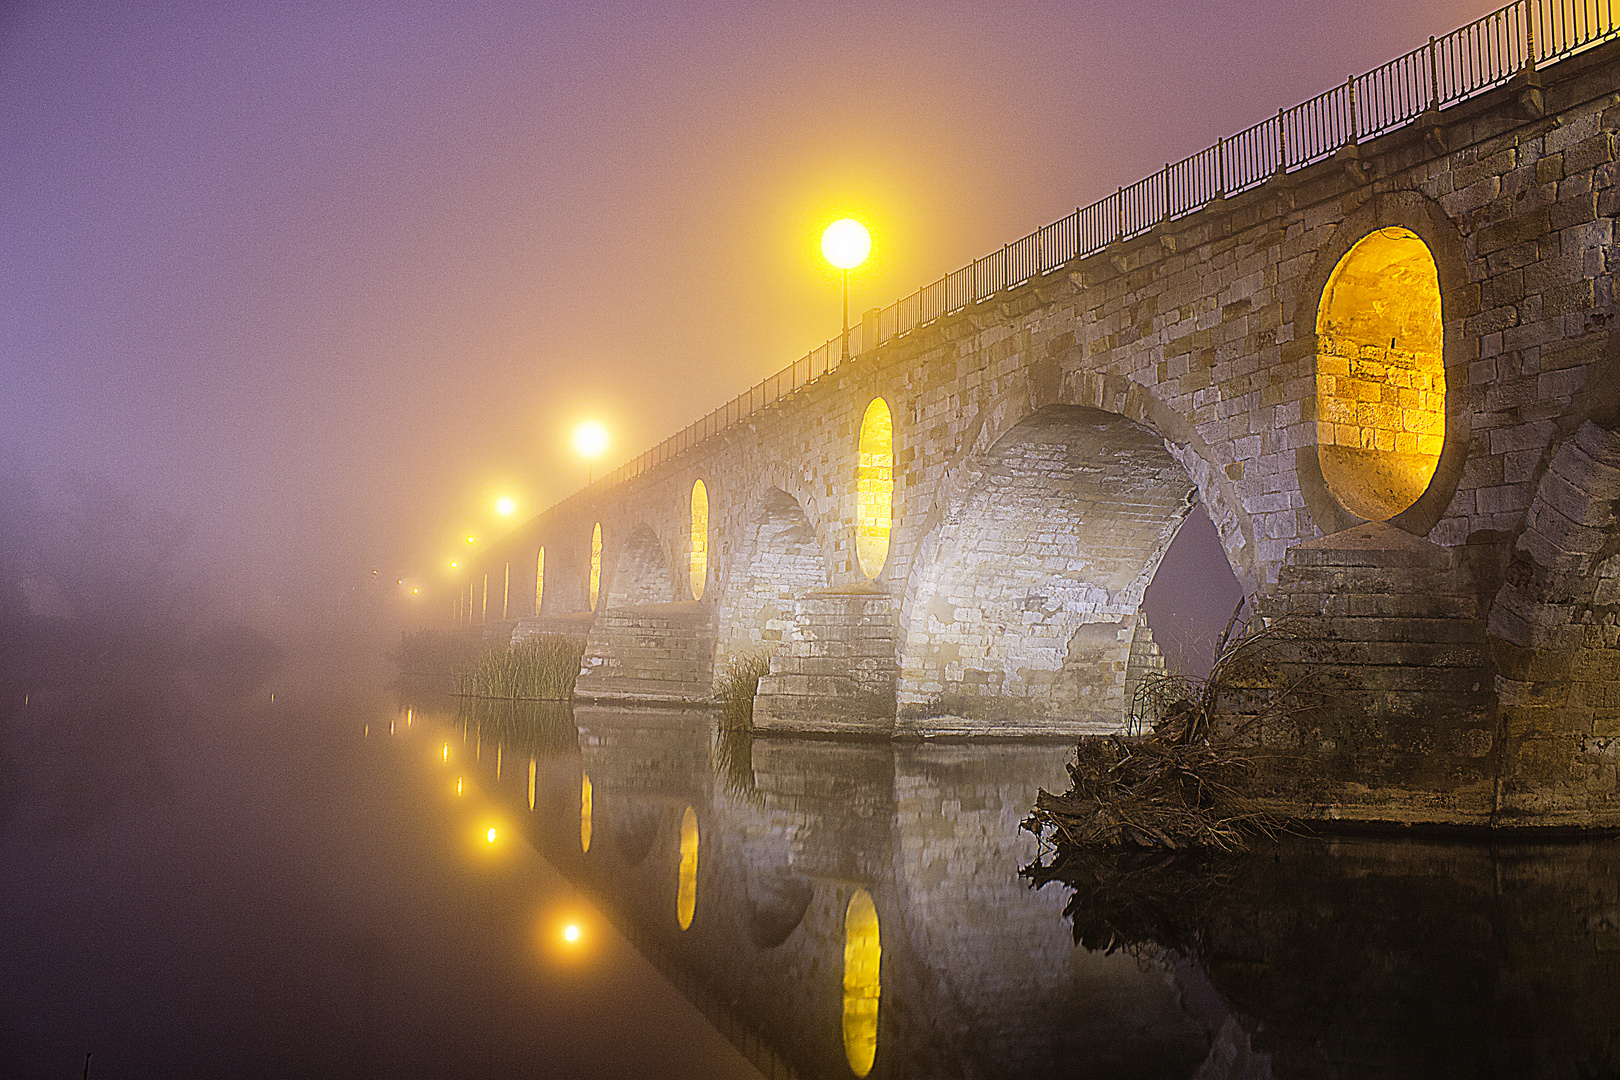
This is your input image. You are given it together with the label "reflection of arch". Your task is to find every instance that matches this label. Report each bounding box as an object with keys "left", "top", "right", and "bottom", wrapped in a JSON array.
[
  {"left": 898, "top": 406, "right": 1203, "bottom": 732},
  {"left": 606, "top": 523, "right": 675, "bottom": 609},
  {"left": 580, "top": 772, "right": 593, "bottom": 852},
  {"left": 603, "top": 804, "right": 661, "bottom": 867},
  {"left": 534, "top": 546, "right": 545, "bottom": 615},
  {"left": 745, "top": 871, "right": 812, "bottom": 949},
  {"left": 843, "top": 888, "right": 881, "bottom": 1078},
  {"left": 676, "top": 806, "right": 698, "bottom": 930},
  {"left": 1315, "top": 227, "right": 1445, "bottom": 521},
  {"left": 715, "top": 487, "right": 830, "bottom": 669}
]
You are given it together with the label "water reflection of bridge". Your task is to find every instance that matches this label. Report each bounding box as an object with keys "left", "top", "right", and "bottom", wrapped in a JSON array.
[
  {"left": 419, "top": 698, "right": 1620, "bottom": 1080},
  {"left": 433, "top": 698, "right": 1214, "bottom": 1079}
]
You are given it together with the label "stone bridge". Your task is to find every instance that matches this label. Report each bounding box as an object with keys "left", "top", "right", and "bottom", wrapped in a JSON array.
[{"left": 466, "top": 37, "right": 1620, "bottom": 826}]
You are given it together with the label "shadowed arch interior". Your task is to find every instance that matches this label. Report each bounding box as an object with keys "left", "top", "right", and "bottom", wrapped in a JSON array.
[
  {"left": 898, "top": 406, "right": 1204, "bottom": 733},
  {"left": 605, "top": 523, "right": 676, "bottom": 609},
  {"left": 715, "top": 487, "right": 828, "bottom": 671}
]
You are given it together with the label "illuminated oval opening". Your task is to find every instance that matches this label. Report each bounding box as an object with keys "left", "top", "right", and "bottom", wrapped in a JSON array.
[
  {"left": 527, "top": 756, "right": 537, "bottom": 811},
  {"left": 690, "top": 480, "right": 709, "bottom": 601},
  {"left": 502, "top": 562, "right": 510, "bottom": 619},
  {"left": 589, "top": 523, "right": 603, "bottom": 611},
  {"left": 1316, "top": 227, "right": 1445, "bottom": 521},
  {"left": 580, "top": 773, "right": 593, "bottom": 852},
  {"left": 535, "top": 546, "right": 545, "bottom": 614},
  {"left": 842, "top": 888, "right": 880, "bottom": 1077},
  {"left": 676, "top": 806, "right": 698, "bottom": 930},
  {"left": 856, "top": 398, "right": 893, "bottom": 579}
]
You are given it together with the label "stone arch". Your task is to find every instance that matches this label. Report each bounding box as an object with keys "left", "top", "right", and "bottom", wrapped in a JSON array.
[
  {"left": 605, "top": 522, "right": 677, "bottom": 609},
  {"left": 856, "top": 397, "right": 895, "bottom": 580},
  {"left": 1291, "top": 188, "right": 1473, "bottom": 539},
  {"left": 896, "top": 405, "right": 1204, "bottom": 734},
  {"left": 1315, "top": 227, "right": 1446, "bottom": 520},
  {"left": 537, "top": 528, "right": 588, "bottom": 613},
  {"left": 714, "top": 486, "right": 831, "bottom": 670},
  {"left": 689, "top": 479, "right": 710, "bottom": 601}
]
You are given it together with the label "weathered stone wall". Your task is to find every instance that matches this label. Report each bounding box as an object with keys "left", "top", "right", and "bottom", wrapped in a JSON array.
[{"left": 468, "top": 41, "right": 1620, "bottom": 822}]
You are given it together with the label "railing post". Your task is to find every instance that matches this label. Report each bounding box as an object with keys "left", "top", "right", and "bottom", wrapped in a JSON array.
[
  {"left": 1427, "top": 35, "right": 1439, "bottom": 108},
  {"left": 1162, "top": 162, "right": 1171, "bottom": 221},
  {"left": 1525, "top": 0, "right": 1537, "bottom": 70},
  {"left": 1346, "top": 75, "right": 1358, "bottom": 143},
  {"left": 1276, "top": 108, "right": 1287, "bottom": 173},
  {"left": 1115, "top": 187, "right": 1124, "bottom": 242},
  {"left": 1216, "top": 136, "right": 1226, "bottom": 198}
]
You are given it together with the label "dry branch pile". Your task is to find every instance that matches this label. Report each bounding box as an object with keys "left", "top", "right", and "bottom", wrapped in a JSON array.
[{"left": 1023, "top": 603, "right": 1311, "bottom": 853}]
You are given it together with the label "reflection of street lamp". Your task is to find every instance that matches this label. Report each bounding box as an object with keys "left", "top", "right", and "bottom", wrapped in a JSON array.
[
  {"left": 495, "top": 496, "right": 516, "bottom": 517},
  {"left": 572, "top": 420, "right": 609, "bottom": 483},
  {"left": 822, "top": 218, "right": 870, "bottom": 362}
]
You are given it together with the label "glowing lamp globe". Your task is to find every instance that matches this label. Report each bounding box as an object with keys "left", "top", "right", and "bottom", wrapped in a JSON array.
[
  {"left": 572, "top": 421, "right": 610, "bottom": 459},
  {"left": 495, "top": 496, "right": 516, "bottom": 517},
  {"left": 822, "top": 219, "right": 871, "bottom": 270}
]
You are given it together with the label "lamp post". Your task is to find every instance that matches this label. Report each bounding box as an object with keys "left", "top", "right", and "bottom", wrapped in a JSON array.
[
  {"left": 571, "top": 420, "right": 609, "bottom": 484},
  {"left": 822, "top": 218, "right": 871, "bottom": 362}
]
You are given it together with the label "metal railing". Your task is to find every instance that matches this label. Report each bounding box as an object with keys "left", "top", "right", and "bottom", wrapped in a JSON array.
[{"left": 546, "top": 0, "right": 1618, "bottom": 521}]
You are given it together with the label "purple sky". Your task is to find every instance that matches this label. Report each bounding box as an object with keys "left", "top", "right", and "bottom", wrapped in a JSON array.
[{"left": 0, "top": 0, "right": 1491, "bottom": 616}]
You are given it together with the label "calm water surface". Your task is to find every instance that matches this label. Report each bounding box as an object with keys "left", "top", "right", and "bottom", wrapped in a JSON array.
[{"left": 6, "top": 686, "right": 1619, "bottom": 1078}]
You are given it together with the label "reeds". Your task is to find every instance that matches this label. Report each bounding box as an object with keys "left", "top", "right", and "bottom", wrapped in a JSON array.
[
  {"left": 716, "top": 652, "right": 772, "bottom": 731},
  {"left": 453, "top": 635, "right": 585, "bottom": 700}
]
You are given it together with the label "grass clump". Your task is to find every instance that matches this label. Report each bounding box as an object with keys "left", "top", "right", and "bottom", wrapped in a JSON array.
[
  {"left": 453, "top": 635, "right": 585, "bottom": 700},
  {"left": 716, "top": 652, "right": 772, "bottom": 730}
]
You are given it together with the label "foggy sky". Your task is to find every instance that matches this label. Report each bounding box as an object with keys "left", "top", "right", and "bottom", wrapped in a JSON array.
[{"left": 0, "top": 0, "right": 1493, "bottom": 619}]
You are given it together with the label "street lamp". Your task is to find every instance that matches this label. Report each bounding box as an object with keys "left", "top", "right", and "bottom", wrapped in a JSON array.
[
  {"left": 572, "top": 420, "right": 609, "bottom": 483},
  {"left": 822, "top": 218, "right": 870, "bottom": 362}
]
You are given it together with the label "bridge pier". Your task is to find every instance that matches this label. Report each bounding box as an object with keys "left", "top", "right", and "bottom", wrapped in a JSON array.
[
  {"left": 752, "top": 585, "right": 898, "bottom": 735},
  {"left": 574, "top": 601, "right": 716, "bottom": 705}
]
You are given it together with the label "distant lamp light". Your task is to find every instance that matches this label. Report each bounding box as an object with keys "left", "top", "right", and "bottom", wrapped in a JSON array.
[
  {"left": 562, "top": 923, "right": 582, "bottom": 944},
  {"left": 495, "top": 496, "right": 516, "bottom": 517},
  {"left": 466, "top": 535, "right": 476, "bottom": 545},
  {"left": 450, "top": 561, "right": 459, "bottom": 570},
  {"left": 412, "top": 587, "right": 420, "bottom": 595},
  {"left": 486, "top": 826, "right": 498, "bottom": 844}
]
